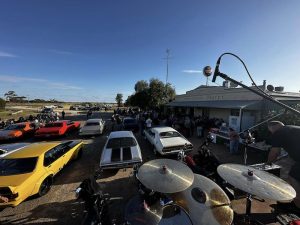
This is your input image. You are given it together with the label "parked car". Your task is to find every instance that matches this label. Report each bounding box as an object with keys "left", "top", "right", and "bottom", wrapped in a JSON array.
[
  {"left": 0, "top": 143, "right": 30, "bottom": 156},
  {"left": 144, "top": 126, "right": 193, "bottom": 155},
  {"left": 35, "top": 120, "right": 80, "bottom": 138},
  {"left": 0, "top": 122, "right": 37, "bottom": 142},
  {"left": 100, "top": 131, "right": 142, "bottom": 170},
  {"left": 79, "top": 118, "right": 105, "bottom": 136},
  {"left": 122, "top": 117, "right": 139, "bottom": 132},
  {"left": 0, "top": 140, "right": 83, "bottom": 207},
  {"left": 41, "top": 108, "right": 54, "bottom": 114}
]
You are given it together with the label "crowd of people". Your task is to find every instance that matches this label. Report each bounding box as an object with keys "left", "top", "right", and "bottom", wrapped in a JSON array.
[
  {"left": 110, "top": 107, "right": 229, "bottom": 140},
  {"left": 0, "top": 110, "right": 62, "bottom": 129}
]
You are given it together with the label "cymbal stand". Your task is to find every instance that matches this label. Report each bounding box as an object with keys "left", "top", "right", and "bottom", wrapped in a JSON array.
[{"left": 242, "top": 130, "right": 255, "bottom": 165}]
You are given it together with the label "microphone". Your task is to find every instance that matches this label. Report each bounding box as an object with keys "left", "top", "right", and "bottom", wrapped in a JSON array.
[{"left": 212, "top": 57, "right": 221, "bottom": 82}]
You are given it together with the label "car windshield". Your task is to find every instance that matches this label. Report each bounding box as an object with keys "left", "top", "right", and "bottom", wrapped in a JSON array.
[
  {"left": 4, "top": 124, "right": 26, "bottom": 130},
  {"left": 86, "top": 122, "right": 99, "bottom": 126},
  {"left": 159, "top": 131, "right": 181, "bottom": 138},
  {"left": 107, "top": 137, "right": 137, "bottom": 148},
  {"left": 124, "top": 119, "right": 136, "bottom": 124},
  {"left": 45, "top": 123, "right": 63, "bottom": 128},
  {"left": 0, "top": 157, "right": 38, "bottom": 176}
]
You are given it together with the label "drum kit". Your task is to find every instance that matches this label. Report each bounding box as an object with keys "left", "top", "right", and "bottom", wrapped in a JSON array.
[{"left": 125, "top": 158, "right": 296, "bottom": 225}]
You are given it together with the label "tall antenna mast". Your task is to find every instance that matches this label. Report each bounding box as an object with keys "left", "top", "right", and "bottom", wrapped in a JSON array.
[{"left": 165, "top": 48, "right": 171, "bottom": 85}]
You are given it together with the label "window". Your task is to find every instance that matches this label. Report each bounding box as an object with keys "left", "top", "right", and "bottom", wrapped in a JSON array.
[
  {"left": 45, "top": 123, "right": 63, "bottom": 128},
  {"left": 106, "top": 137, "right": 137, "bottom": 149},
  {"left": 159, "top": 131, "right": 181, "bottom": 138},
  {"left": 123, "top": 119, "right": 136, "bottom": 124},
  {"left": 231, "top": 109, "right": 240, "bottom": 116},
  {"left": 0, "top": 158, "right": 38, "bottom": 176},
  {"left": 85, "top": 122, "right": 100, "bottom": 126},
  {"left": 44, "top": 145, "right": 65, "bottom": 166},
  {"left": 67, "top": 121, "right": 74, "bottom": 125},
  {"left": 4, "top": 124, "right": 26, "bottom": 130}
]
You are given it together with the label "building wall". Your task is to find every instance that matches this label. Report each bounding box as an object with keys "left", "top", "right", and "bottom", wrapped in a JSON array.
[
  {"left": 194, "top": 108, "right": 202, "bottom": 117},
  {"left": 209, "top": 108, "right": 231, "bottom": 123}
]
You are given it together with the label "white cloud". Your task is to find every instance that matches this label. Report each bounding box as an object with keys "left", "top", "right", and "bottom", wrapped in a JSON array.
[
  {"left": 0, "top": 51, "right": 17, "bottom": 58},
  {"left": 0, "top": 75, "right": 82, "bottom": 90},
  {"left": 182, "top": 70, "right": 203, "bottom": 74},
  {"left": 49, "top": 49, "right": 73, "bottom": 55}
]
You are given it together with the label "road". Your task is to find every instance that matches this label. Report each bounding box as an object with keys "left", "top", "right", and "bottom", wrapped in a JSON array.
[
  {"left": 0, "top": 112, "right": 157, "bottom": 225},
  {"left": 0, "top": 112, "right": 283, "bottom": 225}
]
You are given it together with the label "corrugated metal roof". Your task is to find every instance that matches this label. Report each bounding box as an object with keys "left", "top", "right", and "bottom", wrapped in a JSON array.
[{"left": 167, "top": 100, "right": 262, "bottom": 110}]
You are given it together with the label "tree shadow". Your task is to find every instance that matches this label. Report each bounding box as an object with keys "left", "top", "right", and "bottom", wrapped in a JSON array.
[{"left": 0, "top": 199, "right": 84, "bottom": 225}]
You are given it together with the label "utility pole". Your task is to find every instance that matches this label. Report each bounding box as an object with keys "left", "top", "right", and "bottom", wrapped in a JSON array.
[{"left": 164, "top": 49, "right": 171, "bottom": 85}]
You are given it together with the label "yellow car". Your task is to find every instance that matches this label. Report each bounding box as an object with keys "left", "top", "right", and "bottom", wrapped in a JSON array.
[{"left": 0, "top": 140, "right": 83, "bottom": 207}]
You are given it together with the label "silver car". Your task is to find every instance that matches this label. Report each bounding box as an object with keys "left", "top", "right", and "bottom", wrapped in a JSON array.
[
  {"left": 100, "top": 131, "right": 142, "bottom": 170},
  {"left": 79, "top": 119, "right": 105, "bottom": 136}
]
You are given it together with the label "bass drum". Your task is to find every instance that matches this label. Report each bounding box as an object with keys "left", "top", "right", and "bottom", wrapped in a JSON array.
[{"left": 159, "top": 204, "right": 193, "bottom": 225}]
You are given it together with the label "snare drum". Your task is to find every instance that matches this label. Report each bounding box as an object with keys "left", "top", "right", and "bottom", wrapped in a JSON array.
[{"left": 159, "top": 204, "right": 193, "bottom": 225}]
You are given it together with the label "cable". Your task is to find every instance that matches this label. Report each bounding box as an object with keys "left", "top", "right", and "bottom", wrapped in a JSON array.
[{"left": 217, "top": 53, "right": 274, "bottom": 99}]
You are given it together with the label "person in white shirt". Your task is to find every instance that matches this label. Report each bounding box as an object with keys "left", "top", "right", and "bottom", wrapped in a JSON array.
[{"left": 145, "top": 117, "right": 152, "bottom": 129}]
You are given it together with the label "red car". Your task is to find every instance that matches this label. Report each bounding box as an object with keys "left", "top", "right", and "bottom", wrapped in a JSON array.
[{"left": 35, "top": 120, "right": 80, "bottom": 138}]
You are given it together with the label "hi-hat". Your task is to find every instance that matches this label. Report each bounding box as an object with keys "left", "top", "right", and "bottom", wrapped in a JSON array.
[
  {"left": 125, "top": 195, "right": 163, "bottom": 225},
  {"left": 171, "top": 174, "right": 233, "bottom": 225},
  {"left": 217, "top": 164, "right": 296, "bottom": 202},
  {"left": 137, "top": 159, "right": 194, "bottom": 193}
]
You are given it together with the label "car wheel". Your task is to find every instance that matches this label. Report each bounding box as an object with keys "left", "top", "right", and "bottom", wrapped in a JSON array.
[{"left": 38, "top": 177, "right": 52, "bottom": 197}]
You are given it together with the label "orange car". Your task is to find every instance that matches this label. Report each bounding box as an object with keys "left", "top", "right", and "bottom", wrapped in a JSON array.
[{"left": 0, "top": 122, "right": 36, "bottom": 142}]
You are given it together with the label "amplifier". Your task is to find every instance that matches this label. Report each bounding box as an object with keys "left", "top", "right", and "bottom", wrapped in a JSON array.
[{"left": 249, "top": 163, "right": 281, "bottom": 177}]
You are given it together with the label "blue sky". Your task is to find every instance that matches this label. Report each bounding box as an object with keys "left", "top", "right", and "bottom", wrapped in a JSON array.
[{"left": 0, "top": 0, "right": 299, "bottom": 102}]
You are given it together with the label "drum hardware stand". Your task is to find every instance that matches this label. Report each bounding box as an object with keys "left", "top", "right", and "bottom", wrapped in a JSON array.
[
  {"left": 241, "top": 169, "right": 265, "bottom": 225},
  {"left": 242, "top": 130, "right": 255, "bottom": 165}
]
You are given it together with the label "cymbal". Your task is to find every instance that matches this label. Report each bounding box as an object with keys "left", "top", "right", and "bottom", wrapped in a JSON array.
[
  {"left": 171, "top": 174, "right": 233, "bottom": 225},
  {"left": 217, "top": 163, "right": 296, "bottom": 202},
  {"left": 137, "top": 159, "right": 194, "bottom": 193},
  {"left": 125, "top": 195, "right": 163, "bottom": 225}
]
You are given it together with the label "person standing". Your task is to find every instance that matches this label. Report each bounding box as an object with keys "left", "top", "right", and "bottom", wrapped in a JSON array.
[
  {"left": 145, "top": 116, "right": 152, "bottom": 130},
  {"left": 267, "top": 121, "right": 300, "bottom": 208},
  {"left": 229, "top": 128, "right": 239, "bottom": 154},
  {"left": 61, "top": 110, "right": 65, "bottom": 120},
  {"left": 87, "top": 109, "right": 92, "bottom": 120}
]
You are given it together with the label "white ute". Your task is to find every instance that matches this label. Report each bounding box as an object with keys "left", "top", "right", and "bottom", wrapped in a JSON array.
[
  {"left": 144, "top": 126, "right": 193, "bottom": 155},
  {"left": 100, "top": 131, "right": 142, "bottom": 169}
]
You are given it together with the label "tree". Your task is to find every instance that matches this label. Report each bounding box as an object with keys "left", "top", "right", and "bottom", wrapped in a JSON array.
[
  {"left": 115, "top": 93, "right": 123, "bottom": 107},
  {"left": 0, "top": 98, "right": 6, "bottom": 111},
  {"left": 4, "top": 91, "right": 17, "bottom": 101},
  {"left": 125, "top": 78, "right": 176, "bottom": 109},
  {"left": 134, "top": 80, "right": 149, "bottom": 92}
]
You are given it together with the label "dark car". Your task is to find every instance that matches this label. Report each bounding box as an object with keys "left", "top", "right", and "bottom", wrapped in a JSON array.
[{"left": 122, "top": 117, "right": 139, "bottom": 132}]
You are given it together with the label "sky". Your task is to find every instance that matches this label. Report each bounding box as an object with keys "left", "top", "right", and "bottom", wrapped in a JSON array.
[{"left": 0, "top": 0, "right": 300, "bottom": 102}]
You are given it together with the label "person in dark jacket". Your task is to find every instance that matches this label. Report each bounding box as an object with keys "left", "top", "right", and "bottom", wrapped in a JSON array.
[{"left": 267, "top": 121, "right": 300, "bottom": 208}]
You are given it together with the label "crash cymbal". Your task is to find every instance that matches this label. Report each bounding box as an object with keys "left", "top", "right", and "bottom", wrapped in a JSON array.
[
  {"left": 125, "top": 195, "right": 163, "bottom": 225},
  {"left": 137, "top": 159, "right": 194, "bottom": 193},
  {"left": 171, "top": 174, "right": 233, "bottom": 225},
  {"left": 217, "top": 164, "right": 296, "bottom": 202}
]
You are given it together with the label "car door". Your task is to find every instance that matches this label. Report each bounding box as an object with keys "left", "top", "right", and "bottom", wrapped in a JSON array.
[
  {"left": 43, "top": 146, "right": 65, "bottom": 175},
  {"left": 61, "top": 142, "right": 78, "bottom": 165}
]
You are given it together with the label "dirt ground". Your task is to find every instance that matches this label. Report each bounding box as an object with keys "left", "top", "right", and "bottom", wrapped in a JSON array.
[{"left": 0, "top": 112, "right": 291, "bottom": 225}]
